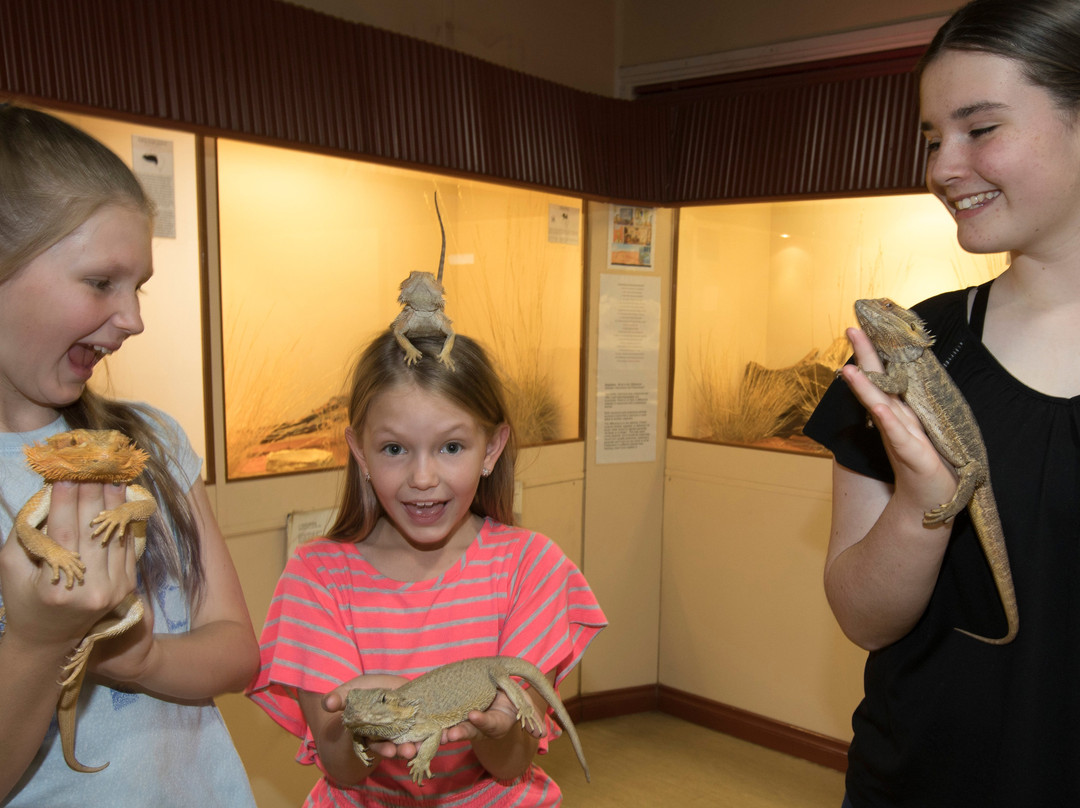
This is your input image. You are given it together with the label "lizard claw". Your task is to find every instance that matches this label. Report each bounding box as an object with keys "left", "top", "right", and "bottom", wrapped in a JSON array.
[
  {"left": 90, "top": 514, "right": 128, "bottom": 545},
  {"left": 47, "top": 552, "right": 87, "bottom": 589}
]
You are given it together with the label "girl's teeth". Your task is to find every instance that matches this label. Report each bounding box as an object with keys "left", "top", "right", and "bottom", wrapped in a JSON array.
[{"left": 955, "top": 191, "right": 1000, "bottom": 210}]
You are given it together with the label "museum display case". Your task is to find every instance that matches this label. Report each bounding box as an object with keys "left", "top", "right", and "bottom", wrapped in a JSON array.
[
  {"left": 216, "top": 139, "right": 585, "bottom": 478},
  {"left": 671, "top": 194, "right": 1005, "bottom": 454}
]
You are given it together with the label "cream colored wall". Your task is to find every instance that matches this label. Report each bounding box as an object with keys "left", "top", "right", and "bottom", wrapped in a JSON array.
[
  {"left": 618, "top": 0, "right": 961, "bottom": 66},
  {"left": 284, "top": 0, "right": 619, "bottom": 96},
  {"left": 287, "top": 0, "right": 962, "bottom": 97},
  {"left": 579, "top": 203, "right": 671, "bottom": 693},
  {"left": 661, "top": 441, "right": 865, "bottom": 739}
]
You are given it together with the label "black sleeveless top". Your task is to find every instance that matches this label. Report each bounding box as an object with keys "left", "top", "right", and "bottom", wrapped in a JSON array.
[{"left": 805, "top": 283, "right": 1080, "bottom": 807}]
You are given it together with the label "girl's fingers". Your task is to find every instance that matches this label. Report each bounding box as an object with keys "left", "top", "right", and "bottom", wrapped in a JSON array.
[
  {"left": 75, "top": 483, "right": 108, "bottom": 549},
  {"left": 847, "top": 327, "right": 884, "bottom": 374},
  {"left": 43, "top": 481, "right": 80, "bottom": 549}
]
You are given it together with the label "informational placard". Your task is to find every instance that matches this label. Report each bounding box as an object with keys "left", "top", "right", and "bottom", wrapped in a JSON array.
[
  {"left": 548, "top": 203, "right": 580, "bottom": 245},
  {"left": 285, "top": 507, "right": 337, "bottom": 561},
  {"left": 608, "top": 205, "right": 654, "bottom": 269},
  {"left": 132, "top": 135, "right": 176, "bottom": 238},
  {"left": 596, "top": 274, "right": 660, "bottom": 464}
]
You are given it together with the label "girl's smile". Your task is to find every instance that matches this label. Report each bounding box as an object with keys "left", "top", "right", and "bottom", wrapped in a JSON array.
[{"left": 347, "top": 382, "right": 508, "bottom": 565}]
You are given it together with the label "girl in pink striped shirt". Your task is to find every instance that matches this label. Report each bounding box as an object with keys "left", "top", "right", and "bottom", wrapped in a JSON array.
[{"left": 249, "top": 331, "right": 606, "bottom": 807}]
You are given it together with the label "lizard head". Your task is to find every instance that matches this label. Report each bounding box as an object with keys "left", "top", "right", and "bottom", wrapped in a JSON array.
[
  {"left": 397, "top": 271, "right": 445, "bottom": 312},
  {"left": 342, "top": 688, "right": 420, "bottom": 739},
  {"left": 25, "top": 429, "right": 150, "bottom": 483},
  {"left": 854, "top": 298, "right": 934, "bottom": 363}
]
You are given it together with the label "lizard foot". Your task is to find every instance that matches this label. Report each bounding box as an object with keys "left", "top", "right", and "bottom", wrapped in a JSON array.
[
  {"left": 408, "top": 757, "right": 434, "bottom": 786},
  {"left": 351, "top": 738, "right": 374, "bottom": 766},
  {"left": 46, "top": 550, "right": 87, "bottom": 590},
  {"left": 90, "top": 511, "right": 133, "bottom": 545},
  {"left": 515, "top": 707, "right": 543, "bottom": 735},
  {"left": 922, "top": 503, "right": 959, "bottom": 526},
  {"left": 60, "top": 637, "right": 95, "bottom": 688}
]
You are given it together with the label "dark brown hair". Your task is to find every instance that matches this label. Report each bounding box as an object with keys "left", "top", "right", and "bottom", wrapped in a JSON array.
[{"left": 918, "top": 0, "right": 1080, "bottom": 115}]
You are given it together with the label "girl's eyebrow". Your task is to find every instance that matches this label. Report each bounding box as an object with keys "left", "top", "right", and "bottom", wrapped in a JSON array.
[{"left": 920, "top": 101, "right": 1009, "bottom": 131}]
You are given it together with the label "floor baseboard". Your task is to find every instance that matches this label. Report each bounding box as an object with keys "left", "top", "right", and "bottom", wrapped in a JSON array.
[{"left": 565, "top": 684, "right": 849, "bottom": 773}]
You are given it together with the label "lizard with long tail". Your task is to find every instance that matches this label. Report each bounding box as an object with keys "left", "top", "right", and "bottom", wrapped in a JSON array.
[{"left": 854, "top": 298, "right": 1018, "bottom": 645}]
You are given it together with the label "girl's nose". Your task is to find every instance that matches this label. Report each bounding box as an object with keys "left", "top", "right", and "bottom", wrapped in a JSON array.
[
  {"left": 926, "top": 138, "right": 966, "bottom": 193},
  {"left": 114, "top": 294, "right": 144, "bottom": 336},
  {"left": 409, "top": 456, "right": 437, "bottom": 489}
]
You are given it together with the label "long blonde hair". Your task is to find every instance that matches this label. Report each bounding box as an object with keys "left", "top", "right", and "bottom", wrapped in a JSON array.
[
  {"left": 0, "top": 104, "right": 203, "bottom": 606},
  {"left": 326, "top": 332, "right": 518, "bottom": 542}
]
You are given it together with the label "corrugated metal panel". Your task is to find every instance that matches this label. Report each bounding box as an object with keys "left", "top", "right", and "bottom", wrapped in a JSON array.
[
  {"left": 0, "top": 0, "right": 926, "bottom": 203},
  {"left": 658, "top": 55, "right": 928, "bottom": 202},
  {"left": 0, "top": 0, "right": 622, "bottom": 196}
]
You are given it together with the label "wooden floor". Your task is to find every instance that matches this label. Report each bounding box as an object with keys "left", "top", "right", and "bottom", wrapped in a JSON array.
[{"left": 541, "top": 712, "right": 845, "bottom": 807}]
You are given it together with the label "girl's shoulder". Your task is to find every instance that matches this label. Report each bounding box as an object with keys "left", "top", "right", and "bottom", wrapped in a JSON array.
[
  {"left": 477, "top": 518, "right": 557, "bottom": 557},
  {"left": 911, "top": 285, "right": 974, "bottom": 332}
]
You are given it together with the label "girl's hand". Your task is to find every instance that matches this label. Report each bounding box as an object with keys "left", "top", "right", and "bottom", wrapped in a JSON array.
[
  {"left": 86, "top": 595, "right": 157, "bottom": 685},
  {"left": 300, "top": 674, "right": 411, "bottom": 781},
  {"left": 444, "top": 690, "right": 544, "bottom": 744},
  {"left": 0, "top": 481, "right": 139, "bottom": 652},
  {"left": 839, "top": 327, "right": 958, "bottom": 511}
]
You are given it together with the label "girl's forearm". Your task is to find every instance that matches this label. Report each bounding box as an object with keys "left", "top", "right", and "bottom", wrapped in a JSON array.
[
  {"left": 130, "top": 620, "right": 259, "bottom": 699},
  {"left": 0, "top": 632, "right": 69, "bottom": 799},
  {"left": 471, "top": 723, "right": 540, "bottom": 781},
  {"left": 298, "top": 688, "right": 378, "bottom": 786},
  {"left": 469, "top": 685, "right": 547, "bottom": 781},
  {"left": 826, "top": 493, "right": 953, "bottom": 651}
]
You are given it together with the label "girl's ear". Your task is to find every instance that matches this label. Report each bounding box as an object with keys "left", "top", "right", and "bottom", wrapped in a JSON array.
[
  {"left": 483, "top": 423, "right": 511, "bottom": 471},
  {"left": 345, "top": 427, "right": 369, "bottom": 477}
]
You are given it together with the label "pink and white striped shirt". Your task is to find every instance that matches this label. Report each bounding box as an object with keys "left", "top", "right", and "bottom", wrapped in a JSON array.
[{"left": 249, "top": 518, "right": 606, "bottom": 807}]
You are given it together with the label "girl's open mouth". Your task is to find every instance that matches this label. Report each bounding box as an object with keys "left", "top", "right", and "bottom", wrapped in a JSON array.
[
  {"left": 403, "top": 500, "right": 447, "bottom": 524},
  {"left": 67, "top": 343, "right": 112, "bottom": 377}
]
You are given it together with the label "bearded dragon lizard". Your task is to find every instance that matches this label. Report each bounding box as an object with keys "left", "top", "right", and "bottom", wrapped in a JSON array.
[
  {"left": 342, "top": 655, "right": 589, "bottom": 786},
  {"left": 6, "top": 429, "right": 157, "bottom": 771},
  {"left": 855, "top": 298, "right": 1018, "bottom": 645},
  {"left": 390, "top": 193, "right": 456, "bottom": 370}
]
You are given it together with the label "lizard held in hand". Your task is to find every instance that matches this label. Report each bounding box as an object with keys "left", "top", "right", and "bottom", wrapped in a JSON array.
[
  {"left": 6, "top": 429, "right": 157, "bottom": 771},
  {"left": 855, "top": 298, "right": 1018, "bottom": 645},
  {"left": 342, "top": 655, "right": 590, "bottom": 786}
]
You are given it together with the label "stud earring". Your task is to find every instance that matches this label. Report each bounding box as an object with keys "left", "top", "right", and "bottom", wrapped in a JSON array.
[
  {"left": 481, "top": 467, "right": 491, "bottom": 478},
  {"left": 364, "top": 472, "right": 371, "bottom": 482}
]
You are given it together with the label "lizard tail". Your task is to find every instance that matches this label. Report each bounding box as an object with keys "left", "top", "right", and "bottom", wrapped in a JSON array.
[
  {"left": 503, "top": 657, "right": 591, "bottom": 782},
  {"left": 435, "top": 191, "right": 445, "bottom": 283},
  {"left": 954, "top": 487, "right": 1019, "bottom": 645},
  {"left": 58, "top": 663, "right": 109, "bottom": 773}
]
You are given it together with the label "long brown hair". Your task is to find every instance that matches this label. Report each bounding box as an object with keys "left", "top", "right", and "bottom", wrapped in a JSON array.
[
  {"left": 325, "top": 332, "right": 517, "bottom": 543},
  {"left": 0, "top": 104, "right": 203, "bottom": 606}
]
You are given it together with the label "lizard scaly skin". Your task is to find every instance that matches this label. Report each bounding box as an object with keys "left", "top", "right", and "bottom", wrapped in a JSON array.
[
  {"left": 4, "top": 429, "right": 158, "bottom": 771},
  {"left": 342, "top": 655, "right": 590, "bottom": 786},
  {"left": 855, "top": 298, "right": 1018, "bottom": 645},
  {"left": 390, "top": 193, "right": 456, "bottom": 370}
]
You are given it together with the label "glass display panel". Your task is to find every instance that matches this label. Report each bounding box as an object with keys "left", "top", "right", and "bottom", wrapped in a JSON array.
[
  {"left": 41, "top": 107, "right": 208, "bottom": 469},
  {"left": 672, "top": 194, "right": 1006, "bottom": 455},
  {"left": 217, "top": 140, "right": 584, "bottom": 479}
]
